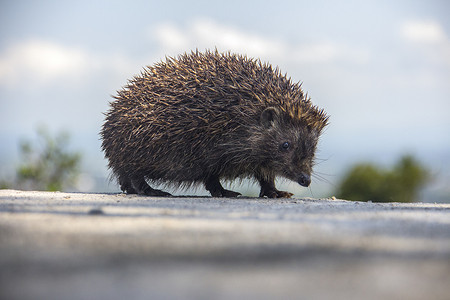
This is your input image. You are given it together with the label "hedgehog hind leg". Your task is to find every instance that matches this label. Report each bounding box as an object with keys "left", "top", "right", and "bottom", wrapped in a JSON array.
[
  {"left": 118, "top": 174, "right": 137, "bottom": 194},
  {"left": 205, "top": 176, "right": 241, "bottom": 197},
  {"left": 122, "top": 175, "right": 171, "bottom": 197}
]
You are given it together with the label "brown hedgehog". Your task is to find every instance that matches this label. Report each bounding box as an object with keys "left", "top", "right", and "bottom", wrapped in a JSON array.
[{"left": 101, "top": 50, "right": 328, "bottom": 198}]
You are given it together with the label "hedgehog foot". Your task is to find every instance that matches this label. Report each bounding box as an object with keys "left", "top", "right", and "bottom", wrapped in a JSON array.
[
  {"left": 258, "top": 178, "right": 293, "bottom": 198},
  {"left": 221, "top": 189, "right": 242, "bottom": 197},
  {"left": 129, "top": 177, "right": 172, "bottom": 197},
  {"left": 259, "top": 188, "right": 293, "bottom": 198},
  {"left": 140, "top": 187, "right": 172, "bottom": 197},
  {"left": 274, "top": 190, "right": 294, "bottom": 198},
  {"left": 205, "top": 176, "right": 241, "bottom": 197}
]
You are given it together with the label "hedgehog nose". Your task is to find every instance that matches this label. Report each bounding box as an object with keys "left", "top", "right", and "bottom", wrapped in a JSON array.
[{"left": 298, "top": 173, "right": 311, "bottom": 187}]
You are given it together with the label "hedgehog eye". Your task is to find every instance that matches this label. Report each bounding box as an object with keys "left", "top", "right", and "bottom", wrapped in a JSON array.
[{"left": 281, "top": 141, "right": 290, "bottom": 150}]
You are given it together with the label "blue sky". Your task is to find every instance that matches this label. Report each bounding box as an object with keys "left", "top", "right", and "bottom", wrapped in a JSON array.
[{"left": 1, "top": 0, "right": 449, "bottom": 198}]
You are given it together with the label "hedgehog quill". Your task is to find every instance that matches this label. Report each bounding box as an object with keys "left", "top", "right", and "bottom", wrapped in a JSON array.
[{"left": 101, "top": 50, "right": 329, "bottom": 198}]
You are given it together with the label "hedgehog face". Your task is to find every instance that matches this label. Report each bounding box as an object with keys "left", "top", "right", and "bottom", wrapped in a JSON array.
[
  {"left": 283, "top": 128, "right": 319, "bottom": 186},
  {"left": 257, "top": 107, "right": 321, "bottom": 187},
  {"left": 270, "top": 125, "right": 319, "bottom": 187}
]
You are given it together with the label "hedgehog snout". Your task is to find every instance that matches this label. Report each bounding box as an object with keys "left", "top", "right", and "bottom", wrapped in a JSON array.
[{"left": 298, "top": 172, "right": 311, "bottom": 187}]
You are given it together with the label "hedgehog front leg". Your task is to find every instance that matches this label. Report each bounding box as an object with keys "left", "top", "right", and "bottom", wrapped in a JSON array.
[
  {"left": 204, "top": 176, "right": 241, "bottom": 197},
  {"left": 258, "top": 177, "right": 294, "bottom": 198},
  {"left": 129, "top": 177, "right": 172, "bottom": 197}
]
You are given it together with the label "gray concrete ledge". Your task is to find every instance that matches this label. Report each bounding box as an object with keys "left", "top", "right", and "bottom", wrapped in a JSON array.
[{"left": 1, "top": 190, "right": 449, "bottom": 300}]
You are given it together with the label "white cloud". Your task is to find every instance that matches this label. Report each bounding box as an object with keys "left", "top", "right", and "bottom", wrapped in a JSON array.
[
  {"left": 0, "top": 20, "right": 371, "bottom": 89},
  {"left": 151, "top": 19, "right": 287, "bottom": 60},
  {"left": 400, "top": 19, "right": 450, "bottom": 67},
  {"left": 0, "top": 40, "right": 90, "bottom": 86},
  {"left": 153, "top": 23, "right": 190, "bottom": 50},
  {"left": 400, "top": 20, "right": 447, "bottom": 44},
  {"left": 0, "top": 40, "right": 138, "bottom": 88},
  {"left": 189, "top": 19, "right": 287, "bottom": 59},
  {"left": 151, "top": 19, "right": 369, "bottom": 66}
]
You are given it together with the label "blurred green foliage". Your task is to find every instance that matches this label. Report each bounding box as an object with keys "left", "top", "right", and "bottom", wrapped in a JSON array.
[
  {"left": 2, "top": 126, "right": 81, "bottom": 191},
  {"left": 336, "top": 155, "right": 429, "bottom": 202}
]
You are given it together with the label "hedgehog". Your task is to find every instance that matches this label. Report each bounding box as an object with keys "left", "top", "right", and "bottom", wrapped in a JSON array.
[{"left": 101, "top": 50, "right": 328, "bottom": 198}]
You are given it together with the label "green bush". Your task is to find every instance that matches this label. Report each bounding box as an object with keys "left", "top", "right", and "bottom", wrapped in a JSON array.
[
  {"left": 2, "top": 126, "right": 81, "bottom": 191},
  {"left": 336, "top": 155, "right": 429, "bottom": 202}
]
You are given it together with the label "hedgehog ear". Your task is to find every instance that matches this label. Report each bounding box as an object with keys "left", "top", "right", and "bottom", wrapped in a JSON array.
[{"left": 260, "top": 107, "right": 280, "bottom": 128}]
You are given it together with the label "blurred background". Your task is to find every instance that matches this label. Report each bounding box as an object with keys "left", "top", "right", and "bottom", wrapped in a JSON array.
[{"left": 1, "top": 0, "right": 449, "bottom": 202}]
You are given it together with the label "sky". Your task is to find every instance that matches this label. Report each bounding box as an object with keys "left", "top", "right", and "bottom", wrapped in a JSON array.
[{"left": 0, "top": 0, "right": 449, "bottom": 199}]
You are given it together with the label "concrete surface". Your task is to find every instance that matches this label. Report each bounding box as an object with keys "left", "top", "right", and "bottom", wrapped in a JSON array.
[{"left": 0, "top": 189, "right": 449, "bottom": 300}]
